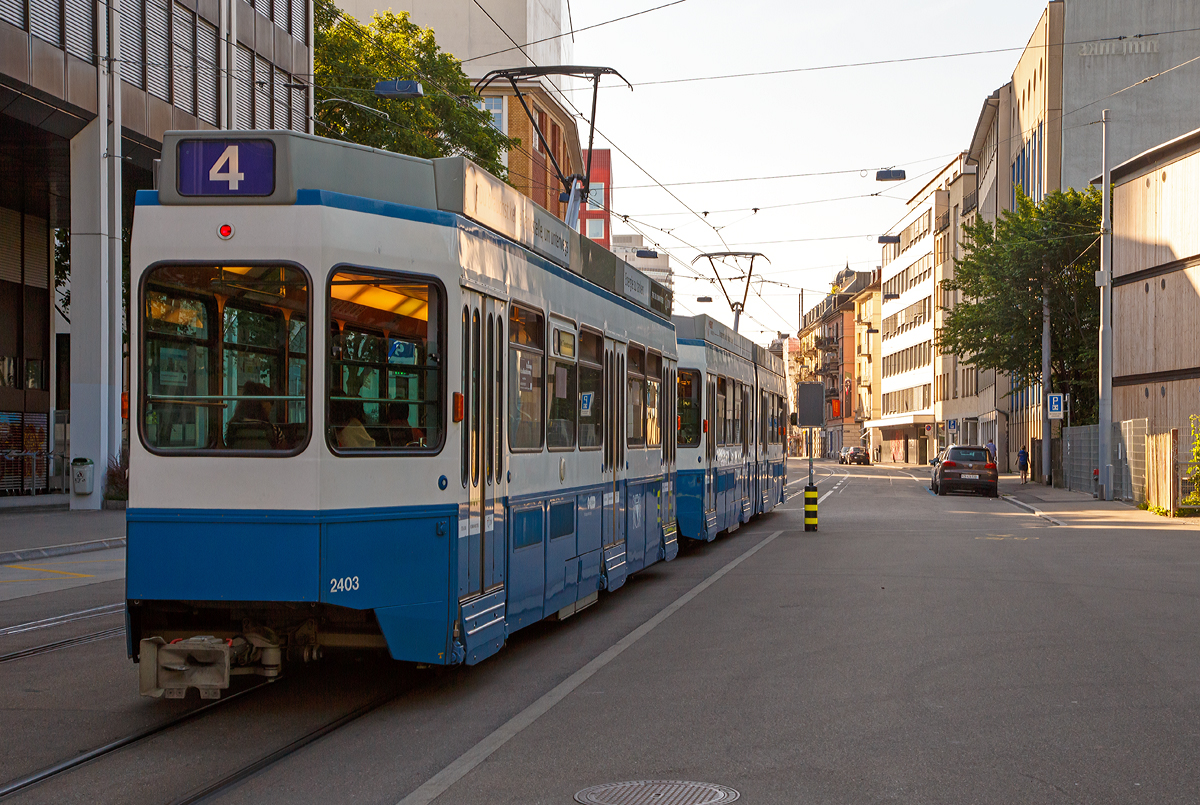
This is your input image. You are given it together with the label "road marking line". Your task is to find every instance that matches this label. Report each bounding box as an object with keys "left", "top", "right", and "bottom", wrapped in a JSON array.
[
  {"left": 395, "top": 528, "right": 786, "bottom": 805},
  {"left": 2, "top": 565, "right": 94, "bottom": 578}
]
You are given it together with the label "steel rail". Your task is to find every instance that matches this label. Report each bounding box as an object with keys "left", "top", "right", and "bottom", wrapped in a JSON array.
[
  {"left": 0, "top": 682, "right": 269, "bottom": 800},
  {"left": 0, "top": 627, "right": 125, "bottom": 665},
  {"left": 0, "top": 604, "right": 124, "bottom": 637},
  {"left": 169, "top": 688, "right": 400, "bottom": 804}
]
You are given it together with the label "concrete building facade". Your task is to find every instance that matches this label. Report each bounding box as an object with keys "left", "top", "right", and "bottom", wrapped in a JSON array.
[{"left": 1, "top": 0, "right": 312, "bottom": 504}]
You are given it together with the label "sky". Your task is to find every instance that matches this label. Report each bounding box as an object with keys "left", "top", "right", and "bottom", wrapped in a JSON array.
[{"left": 555, "top": 0, "right": 1053, "bottom": 344}]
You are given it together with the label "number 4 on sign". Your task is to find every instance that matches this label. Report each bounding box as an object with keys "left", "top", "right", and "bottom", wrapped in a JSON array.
[{"left": 209, "top": 145, "right": 245, "bottom": 190}]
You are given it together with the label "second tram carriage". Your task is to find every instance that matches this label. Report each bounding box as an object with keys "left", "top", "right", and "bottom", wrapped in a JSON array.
[
  {"left": 673, "top": 315, "right": 787, "bottom": 542},
  {"left": 125, "top": 130, "right": 777, "bottom": 698}
]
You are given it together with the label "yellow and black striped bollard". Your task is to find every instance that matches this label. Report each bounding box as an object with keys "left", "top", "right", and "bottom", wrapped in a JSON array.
[{"left": 804, "top": 485, "right": 818, "bottom": 531}]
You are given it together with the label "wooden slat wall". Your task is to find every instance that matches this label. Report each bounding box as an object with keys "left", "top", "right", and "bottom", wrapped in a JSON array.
[
  {"left": 1159, "top": 152, "right": 1200, "bottom": 266},
  {"left": 1114, "top": 380, "right": 1200, "bottom": 441},
  {"left": 1113, "top": 169, "right": 1156, "bottom": 278}
]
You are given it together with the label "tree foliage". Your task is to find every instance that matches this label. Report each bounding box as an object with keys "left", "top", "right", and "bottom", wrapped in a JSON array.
[
  {"left": 938, "top": 187, "right": 1103, "bottom": 423},
  {"left": 313, "top": 0, "right": 517, "bottom": 178}
]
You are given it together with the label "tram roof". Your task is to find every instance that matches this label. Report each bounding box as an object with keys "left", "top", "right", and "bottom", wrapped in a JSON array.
[
  {"left": 152, "top": 130, "right": 672, "bottom": 320},
  {"left": 672, "top": 314, "right": 784, "bottom": 375}
]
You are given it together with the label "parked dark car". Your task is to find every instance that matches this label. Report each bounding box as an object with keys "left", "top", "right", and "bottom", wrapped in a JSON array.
[
  {"left": 846, "top": 446, "right": 871, "bottom": 465},
  {"left": 837, "top": 446, "right": 853, "bottom": 464},
  {"left": 930, "top": 445, "right": 998, "bottom": 497}
]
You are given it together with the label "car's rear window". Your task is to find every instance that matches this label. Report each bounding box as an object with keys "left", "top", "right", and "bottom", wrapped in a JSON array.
[{"left": 948, "top": 447, "right": 989, "bottom": 462}]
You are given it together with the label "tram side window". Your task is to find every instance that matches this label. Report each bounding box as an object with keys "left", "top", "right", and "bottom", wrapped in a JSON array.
[
  {"left": 508, "top": 304, "right": 545, "bottom": 451},
  {"left": 627, "top": 345, "right": 645, "bottom": 447},
  {"left": 141, "top": 264, "right": 309, "bottom": 454},
  {"left": 645, "top": 352, "right": 662, "bottom": 448},
  {"left": 732, "top": 381, "right": 743, "bottom": 449},
  {"left": 327, "top": 270, "right": 443, "bottom": 453},
  {"left": 715, "top": 376, "right": 727, "bottom": 446},
  {"left": 677, "top": 369, "right": 701, "bottom": 447},
  {"left": 578, "top": 330, "right": 603, "bottom": 449},
  {"left": 547, "top": 327, "right": 577, "bottom": 449}
]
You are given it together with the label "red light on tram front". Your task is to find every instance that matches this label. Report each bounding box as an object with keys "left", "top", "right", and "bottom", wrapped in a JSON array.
[
  {"left": 702, "top": 419, "right": 708, "bottom": 433},
  {"left": 217, "top": 223, "right": 234, "bottom": 240}
]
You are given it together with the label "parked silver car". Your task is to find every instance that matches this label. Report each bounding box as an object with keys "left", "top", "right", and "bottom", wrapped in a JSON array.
[{"left": 930, "top": 445, "right": 999, "bottom": 497}]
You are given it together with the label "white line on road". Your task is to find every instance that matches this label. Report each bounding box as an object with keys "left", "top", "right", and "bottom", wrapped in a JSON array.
[
  {"left": 395, "top": 528, "right": 786, "bottom": 805},
  {"left": 818, "top": 473, "right": 849, "bottom": 503}
]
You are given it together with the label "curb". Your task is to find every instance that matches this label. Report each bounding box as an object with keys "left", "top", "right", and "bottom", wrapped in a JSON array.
[
  {"left": 1001, "top": 495, "right": 1066, "bottom": 527},
  {"left": 0, "top": 538, "right": 127, "bottom": 565}
]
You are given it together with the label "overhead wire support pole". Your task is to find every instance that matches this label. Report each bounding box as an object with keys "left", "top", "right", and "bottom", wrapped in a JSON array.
[
  {"left": 1097, "top": 109, "right": 1113, "bottom": 501},
  {"left": 691, "top": 252, "right": 770, "bottom": 333}
]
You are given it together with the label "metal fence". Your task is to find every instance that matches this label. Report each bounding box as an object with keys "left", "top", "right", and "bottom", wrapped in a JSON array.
[{"left": 1060, "top": 418, "right": 1147, "bottom": 502}]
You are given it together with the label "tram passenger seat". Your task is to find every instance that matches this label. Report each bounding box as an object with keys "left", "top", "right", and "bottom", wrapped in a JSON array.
[{"left": 226, "top": 422, "right": 278, "bottom": 450}]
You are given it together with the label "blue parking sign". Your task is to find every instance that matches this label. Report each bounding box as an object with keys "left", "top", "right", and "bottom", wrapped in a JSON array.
[
  {"left": 1048, "top": 393, "right": 1064, "bottom": 419},
  {"left": 177, "top": 139, "right": 275, "bottom": 196}
]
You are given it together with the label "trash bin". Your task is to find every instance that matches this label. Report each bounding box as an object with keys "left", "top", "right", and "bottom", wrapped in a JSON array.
[{"left": 72, "top": 457, "right": 94, "bottom": 495}]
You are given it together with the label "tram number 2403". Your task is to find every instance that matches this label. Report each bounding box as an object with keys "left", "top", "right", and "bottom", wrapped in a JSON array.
[{"left": 329, "top": 576, "right": 360, "bottom": 593}]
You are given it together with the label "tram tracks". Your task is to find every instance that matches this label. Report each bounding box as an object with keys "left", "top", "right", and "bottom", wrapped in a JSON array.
[
  {"left": 0, "top": 681, "right": 270, "bottom": 800},
  {"left": 0, "top": 626, "right": 125, "bottom": 665},
  {"left": 0, "top": 603, "right": 127, "bottom": 665}
]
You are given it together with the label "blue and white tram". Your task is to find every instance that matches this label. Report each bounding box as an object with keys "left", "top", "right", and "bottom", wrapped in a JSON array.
[
  {"left": 673, "top": 315, "right": 787, "bottom": 542},
  {"left": 126, "top": 131, "right": 679, "bottom": 696}
]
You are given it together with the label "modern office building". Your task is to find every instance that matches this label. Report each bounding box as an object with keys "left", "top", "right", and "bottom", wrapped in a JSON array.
[{"left": 1, "top": 0, "right": 313, "bottom": 504}]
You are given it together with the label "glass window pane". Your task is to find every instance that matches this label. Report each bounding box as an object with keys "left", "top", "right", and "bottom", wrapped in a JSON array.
[
  {"left": 509, "top": 347, "right": 544, "bottom": 449},
  {"left": 677, "top": 369, "right": 701, "bottom": 447},
  {"left": 578, "top": 364, "right": 602, "bottom": 449},
  {"left": 646, "top": 377, "right": 661, "bottom": 447},
  {"left": 547, "top": 359, "right": 576, "bottom": 448},
  {"left": 141, "top": 264, "right": 308, "bottom": 453},
  {"left": 328, "top": 270, "right": 442, "bottom": 452}
]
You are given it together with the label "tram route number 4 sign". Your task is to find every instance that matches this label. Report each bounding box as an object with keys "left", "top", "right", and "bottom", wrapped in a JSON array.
[
  {"left": 178, "top": 140, "right": 276, "bottom": 197},
  {"left": 1048, "top": 393, "right": 1064, "bottom": 420}
]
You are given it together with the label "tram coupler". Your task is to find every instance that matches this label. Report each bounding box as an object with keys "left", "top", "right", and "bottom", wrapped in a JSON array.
[
  {"left": 804, "top": 485, "right": 818, "bottom": 531},
  {"left": 139, "top": 632, "right": 283, "bottom": 699}
]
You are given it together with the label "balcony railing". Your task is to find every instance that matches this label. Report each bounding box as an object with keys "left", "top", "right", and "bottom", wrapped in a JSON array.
[
  {"left": 963, "top": 190, "right": 978, "bottom": 214},
  {"left": 935, "top": 211, "right": 950, "bottom": 233}
]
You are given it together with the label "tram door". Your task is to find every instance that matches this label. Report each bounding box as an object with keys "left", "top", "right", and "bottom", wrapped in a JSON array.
[
  {"left": 704, "top": 371, "right": 717, "bottom": 530},
  {"left": 602, "top": 337, "right": 628, "bottom": 590},
  {"left": 461, "top": 292, "right": 503, "bottom": 601}
]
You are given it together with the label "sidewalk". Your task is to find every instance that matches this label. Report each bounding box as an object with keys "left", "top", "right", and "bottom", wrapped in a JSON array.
[
  {"left": 1000, "top": 476, "right": 1200, "bottom": 530},
  {"left": 0, "top": 508, "right": 127, "bottom": 562}
]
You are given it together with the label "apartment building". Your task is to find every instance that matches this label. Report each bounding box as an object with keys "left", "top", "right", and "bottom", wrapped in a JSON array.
[
  {"left": 800, "top": 267, "right": 874, "bottom": 458},
  {"left": 851, "top": 273, "right": 882, "bottom": 459},
  {"left": 1, "top": 0, "right": 313, "bottom": 504},
  {"left": 866, "top": 173, "right": 943, "bottom": 465},
  {"left": 581, "top": 149, "right": 613, "bottom": 249}
]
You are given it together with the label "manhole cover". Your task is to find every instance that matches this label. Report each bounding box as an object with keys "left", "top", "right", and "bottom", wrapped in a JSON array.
[{"left": 575, "top": 780, "right": 740, "bottom": 805}]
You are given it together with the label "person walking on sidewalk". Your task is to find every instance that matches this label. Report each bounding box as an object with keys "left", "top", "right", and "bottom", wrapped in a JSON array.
[
  {"left": 1017, "top": 445, "right": 1029, "bottom": 484},
  {"left": 986, "top": 439, "right": 997, "bottom": 463}
]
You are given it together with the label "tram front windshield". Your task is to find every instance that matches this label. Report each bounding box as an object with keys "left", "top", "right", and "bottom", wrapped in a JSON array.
[{"left": 141, "top": 264, "right": 310, "bottom": 453}]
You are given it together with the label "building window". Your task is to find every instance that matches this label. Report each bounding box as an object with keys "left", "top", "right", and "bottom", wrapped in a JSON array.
[
  {"left": 587, "top": 182, "right": 605, "bottom": 209},
  {"left": 478, "top": 96, "right": 504, "bottom": 131},
  {"left": 586, "top": 218, "right": 605, "bottom": 240}
]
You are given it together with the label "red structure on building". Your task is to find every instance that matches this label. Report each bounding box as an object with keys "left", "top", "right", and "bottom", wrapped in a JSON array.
[{"left": 579, "top": 149, "right": 612, "bottom": 250}]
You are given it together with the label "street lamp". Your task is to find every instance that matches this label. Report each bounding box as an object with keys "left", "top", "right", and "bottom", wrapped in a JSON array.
[
  {"left": 878, "top": 235, "right": 900, "bottom": 244},
  {"left": 374, "top": 80, "right": 425, "bottom": 99},
  {"left": 876, "top": 169, "right": 906, "bottom": 181},
  {"left": 696, "top": 296, "right": 713, "bottom": 303},
  {"left": 883, "top": 293, "right": 900, "bottom": 300}
]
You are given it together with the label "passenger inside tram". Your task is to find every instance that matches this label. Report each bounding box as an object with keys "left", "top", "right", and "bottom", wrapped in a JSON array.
[{"left": 225, "top": 380, "right": 283, "bottom": 449}]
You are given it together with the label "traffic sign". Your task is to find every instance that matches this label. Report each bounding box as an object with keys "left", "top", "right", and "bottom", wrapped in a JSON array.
[
  {"left": 948, "top": 418, "right": 958, "bottom": 431},
  {"left": 1048, "top": 393, "right": 1064, "bottom": 420}
]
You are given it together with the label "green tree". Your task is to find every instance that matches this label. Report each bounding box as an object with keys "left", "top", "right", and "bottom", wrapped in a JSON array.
[
  {"left": 314, "top": 0, "right": 517, "bottom": 178},
  {"left": 937, "top": 187, "right": 1103, "bottom": 423}
]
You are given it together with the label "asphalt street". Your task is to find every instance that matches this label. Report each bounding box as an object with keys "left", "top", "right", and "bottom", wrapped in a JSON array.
[{"left": 1, "top": 459, "right": 1198, "bottom": 804}]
